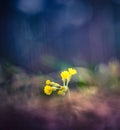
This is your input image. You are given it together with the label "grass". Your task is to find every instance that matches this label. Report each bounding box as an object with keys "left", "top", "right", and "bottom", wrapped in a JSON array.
[{"left": 0, "top": 60, "right": 120, "bottom": 130}]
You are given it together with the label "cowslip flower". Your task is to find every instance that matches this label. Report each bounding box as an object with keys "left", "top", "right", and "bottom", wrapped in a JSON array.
[
  {"left": 68, "top": 68, "right": 77, "bottom": 75},
  {"left": 57, "top": 86, "right": 68, "bottom": 96},
  {"left": 57, "top": 90, "right": 65, "bottom": 95},
  {"left": 46, "top": 80, "right": 60, "bottom": 87},
  {"left": 60, "top": 86, "right": 68, "bottom": 92},
  {"left": 44, "top": 85, "right": 53, "bottom": 95},
  {"left": 60, "top": 71, "right": 70, "bottom": 80},
  {"left": 46, "top": 80, "right": 51, "bottom": 85},
  {"left": 43, "top": 68, "right": 77, "bottom": 96}
]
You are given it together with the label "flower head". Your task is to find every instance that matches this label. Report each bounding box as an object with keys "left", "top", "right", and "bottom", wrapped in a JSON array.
[
  {"left": 60, "top": 86, "right": 68, "bottom": 92},
  {"left": 61, "top": 71, "right": 70, "bottom": 80},
  {"left": 57, "top": 90, "right": 65, "bottom": 95},
  {"left": 43, "top": 67, "right": 77, "bottom": 96},
  {"left": 68, "top": 68, "right": 77, "bottom": 75},
  {"left": 44, "top": 85, "right": 53, "bottom": 95},
  {"left": 46, "top": 80, "right": 51, "bottom": 85}
]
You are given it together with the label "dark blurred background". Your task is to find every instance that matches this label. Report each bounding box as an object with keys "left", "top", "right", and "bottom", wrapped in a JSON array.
[{"left": 0, "top": 0, "right": 120, "bottom": 73}]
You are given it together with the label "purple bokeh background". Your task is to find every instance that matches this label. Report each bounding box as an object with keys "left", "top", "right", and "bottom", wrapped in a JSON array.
[{"left": 0, "top": 0, "right": 120, "bottom": 72}]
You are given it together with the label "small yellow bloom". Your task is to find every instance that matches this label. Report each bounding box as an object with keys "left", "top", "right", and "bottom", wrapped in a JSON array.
[
  {"left": 68, "top": 68, "right": 77, "bottom": 75},
  {"left": 57, "top": 90, "right": 65, "bottom": 95},
  {"left": 44, "top": 85, "right": 53, "bottom": 95},
  {"left": 61, "top": 71, "right": 70, "bottom": 80},
  {"left": 46, "top": 80, "right": 51, "bottom": 85}
]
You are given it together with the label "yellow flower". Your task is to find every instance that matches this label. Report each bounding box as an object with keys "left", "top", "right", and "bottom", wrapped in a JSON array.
[
  {"left": 46, "top": 80, "right": 51, "bottom": 85},
  {"left": 60, "top": 86, "right": 68, "bottom": 92},
  {"left": 61, "top": 71, "right": 70, "bottom": 80},
  {"left": 57, "top": 90, "right": 65, "bottom": 95},
  {"left": 46, "top": 80, "right": 60, "bottom": 87},
  {"left": 68, "top": 68, "right": 77, "bottom": 75},
  {"left": 44, "top": 85, "right": 53, "bottom": 95}
]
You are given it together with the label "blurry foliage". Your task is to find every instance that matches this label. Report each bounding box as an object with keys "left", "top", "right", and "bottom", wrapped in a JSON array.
[{"left": 0, "top": 60, "right": 120, "bottom": 96}]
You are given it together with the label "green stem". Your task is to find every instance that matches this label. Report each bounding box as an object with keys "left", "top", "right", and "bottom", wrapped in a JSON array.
[
  {"left": 66, "top": 76, "right": 71, "bottom": 86},
  {"left": 63, "top": 80, "right": 65, "bottom": 86}
]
